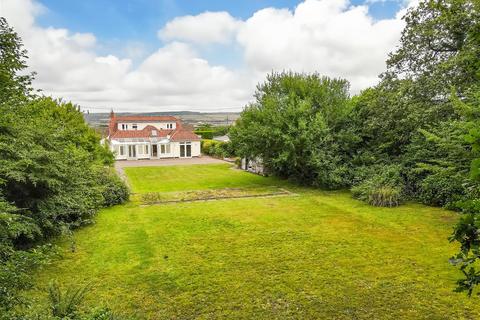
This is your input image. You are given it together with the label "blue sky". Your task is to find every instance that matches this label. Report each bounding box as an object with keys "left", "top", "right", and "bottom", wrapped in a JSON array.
[{"left": 37, "top": 0, "right": 403, "bottom": 60}]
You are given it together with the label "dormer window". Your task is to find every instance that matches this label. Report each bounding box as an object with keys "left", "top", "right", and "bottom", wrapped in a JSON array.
[
  {"left": 132, "top": 124, "right": 138, "bottom": 130},
  {"left": 152, "top": 130, "right": 157, "bottom": 136},
  {"left": 167, "top": 123, "right": 173, "bottom": 129},
  {"left": 121, "top": 124, "right": 127, "bottom": 130}
]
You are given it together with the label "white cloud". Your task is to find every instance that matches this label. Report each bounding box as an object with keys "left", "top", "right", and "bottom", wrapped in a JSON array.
[
  {"left": 158, "top": 11, "right": 242, "bottom": 45},
  {"left": 1, "top": 0, "right": 412, "bottom": 112},
  {"left": 237, "top": 0, "right": 405, "bottom": 92},
  {"left": 2, "top": 0, "right": 251, "bottom": 111}
]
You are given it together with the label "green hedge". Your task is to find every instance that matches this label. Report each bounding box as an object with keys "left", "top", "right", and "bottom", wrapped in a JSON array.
[
  {"left": 195, "top": 130, "right": 214, "bottom": 139},
  {"left": 201, "top": 140, "right": 235, "bottom": 158}
]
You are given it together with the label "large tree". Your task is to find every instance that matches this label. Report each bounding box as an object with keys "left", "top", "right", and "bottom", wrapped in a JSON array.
[
  {"left": 0, "top": 17, "right": 34, "bottom": 104},
  {"left": 0, "top": 18, "right": 128, "bottom": 317},
  {"left": 230, "top": 72, "right": 351, "bottom": 188},
  {"left": 384, "top": 0, "right": 480, "bottom": 98}
]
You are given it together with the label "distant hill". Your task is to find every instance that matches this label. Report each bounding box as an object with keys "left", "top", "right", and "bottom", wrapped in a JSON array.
[{"left": 84, "top": 111, "right": 241, "bottom": 132}]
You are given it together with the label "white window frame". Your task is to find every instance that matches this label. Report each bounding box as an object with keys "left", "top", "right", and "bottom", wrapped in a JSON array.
[{"left": 179, "top": 141, "right": 192, "bottom": 158}]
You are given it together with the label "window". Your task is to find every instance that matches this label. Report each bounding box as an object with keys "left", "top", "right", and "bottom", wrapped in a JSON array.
[
  {"left": 138, "top": 145, "right": 148, "bottom": 155},
  {"left": 166, "top": 123, "right": 173, "bottom": 129},
  {"left": 152, "top": 130, "right": 157, "bottom": 136},
  {"left": 179, "top": 142, "right": 192, "bottom": 157},
  {"left": 166, "top": 144, "right": 171, "bottom": 153},
  {"left": 161, "top": 144, "right": 166, "bottom": 154},
  {"left": 121, "top": 124, "right": 127, "bottom": 130},
  {"left": 132, "top": 124, "right": 138, "bottom": 130},
  {"left": 119, "top": 146, "right": 125, "bottom": 156}
]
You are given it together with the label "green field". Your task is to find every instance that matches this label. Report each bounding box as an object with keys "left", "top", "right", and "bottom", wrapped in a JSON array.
[{"left": 32, "top": 164, "right": 480, "bottom": 319}]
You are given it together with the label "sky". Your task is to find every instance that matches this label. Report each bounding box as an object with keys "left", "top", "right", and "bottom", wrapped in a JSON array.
[{"left": 1, "top": 0, "right": 413, "bottom": 112}]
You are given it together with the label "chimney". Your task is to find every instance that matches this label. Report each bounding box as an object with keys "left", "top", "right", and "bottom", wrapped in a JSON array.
[{"left": 108, "top": 109, "right": 116, "bottom": 137}]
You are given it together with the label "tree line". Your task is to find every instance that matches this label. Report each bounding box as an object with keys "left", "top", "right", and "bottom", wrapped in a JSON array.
[
  {"left": 0, "top": 18, "right": 129, "bottom": 319},
  {"left": 230, "top": 0, "right": 480, "bottom": 294}
]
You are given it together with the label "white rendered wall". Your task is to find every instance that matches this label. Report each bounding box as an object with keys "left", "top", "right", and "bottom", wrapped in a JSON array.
[
  {"left": 171, "top": 142, "right": 180, "bottom": 157},
  {"left": 192, "top": 141, "right": 201, "bottom": 157},
  {"left": 110, "top": 140, "right": 199, "bottom": 160}
]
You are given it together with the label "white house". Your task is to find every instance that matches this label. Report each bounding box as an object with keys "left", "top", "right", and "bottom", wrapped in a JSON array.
[{"left": 107, "top": 111, "right": 201, "bottom": 160}]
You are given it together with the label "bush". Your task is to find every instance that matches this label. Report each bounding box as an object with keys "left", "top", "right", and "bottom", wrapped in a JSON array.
[
  {"left": 351, "top": 165, "right": 405, "bottom": 207},
  {"left": 417, "top": 168, "right": 466, "bottom": 207},
  {"left": 96, "top": 168, "right": 130, "bottom": 207},
  {"left": 0, "top": 246, "right": 51, "bottom": 318},
  {"left": 201, "top": 140, "right": 234, "bottom": 158},
  {"left": 48, "top": 281, "right": 90, "bottom": 318},
  {"left": 367, "top": 186, "right": 403, "bottom": 207}
]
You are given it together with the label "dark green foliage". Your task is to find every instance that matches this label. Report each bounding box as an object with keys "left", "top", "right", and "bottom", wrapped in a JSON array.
[
  {"left": 194, "top": 125, "right": 230, "bottom": 140},
  {"left": 48, "top": 281, "right": 90, "bottom": 318},
  {"left": 0, "top": 18, "right": 128, "bottom": 315},
  {"left": 449, "top": 213, "right": 480, "bottom": 296},
  {"left": 0, "top": 17, "right": 35, "bottom": 104},
  {"left": 230, "top": 72, "right": 351, "bottom": 188},
  {"left": 351, "top": 165, "right": 404, "bottom": 207},
  {"left": 0, "top": 246, "right": 51, "bottom": 317},
  {"left": 402, "top": 121, "right": 476, "bottom": 208},
  {"left": 96, "top": 168, "right": 129, "bottom": 207}
]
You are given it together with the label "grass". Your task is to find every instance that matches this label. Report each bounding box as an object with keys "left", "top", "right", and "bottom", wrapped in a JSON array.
[
  {"left": 31, "top": 164, "right": 480, "bottom": 319},
  {"left": 124, "top": 163, "right": 282, "bottom": 193},
  {"left": 137, "top": 186, "right": 290, "bottom": 204}
]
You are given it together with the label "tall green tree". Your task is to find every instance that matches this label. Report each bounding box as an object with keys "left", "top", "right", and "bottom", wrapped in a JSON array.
[
  {"left": 230, "top": 72, "right": 351, "bottom": 188},
  {"left": 384, "top": 0, "right": 480, "bottom": 98},
  {"left": 0, "top": 17, "right": 35, "bottom": 104},
  {"left": 0, "top": 18, "right": 128, "bottom": 317}
]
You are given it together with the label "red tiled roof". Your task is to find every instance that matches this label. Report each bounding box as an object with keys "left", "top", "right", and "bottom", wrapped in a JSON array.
[
  {"left": 111, "top": 126, "right": 173, "bottom": 139},
  {"left": 170, "top": 130, "right": 200, "bottom": 141},
  {"left": 108, "top": 112, "right": 198, "bottom": 141},
  {"left": 114, "top": 115, "right": 178, "bottom": 122}
]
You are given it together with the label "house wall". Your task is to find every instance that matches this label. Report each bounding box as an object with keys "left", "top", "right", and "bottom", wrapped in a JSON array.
[
  {"left": 110, "top": 140, "right": 201, "bottom": 160},
  {"left": 117, "top": 122, "right": 176, "bottom": 131},
  {"left": 171, "top": 142, "right": 180, "bottom": 158},
  {"left": 192, "top": 141, "right": 201, "bottom": 156}
]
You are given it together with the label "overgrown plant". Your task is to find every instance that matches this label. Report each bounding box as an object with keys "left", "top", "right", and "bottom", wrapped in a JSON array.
[
  {"left": 48, "top": 281, "right": 91, "bottom": 318},
  {"left": 351, "top": 165, "right": 404, "bottom": 207}
]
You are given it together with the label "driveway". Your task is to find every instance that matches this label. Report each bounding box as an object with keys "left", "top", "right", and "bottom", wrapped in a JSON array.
[{"left": 114, "top": 156, "right": 228, "bottom": 179}]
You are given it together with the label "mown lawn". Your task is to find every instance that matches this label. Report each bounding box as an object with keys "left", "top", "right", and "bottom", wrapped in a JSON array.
[
  {"left": 31, "top": 164, "right": 480, "bottom": 319},
  {"left": 124, "top": 164, "right": 284, "bottom": 193}
]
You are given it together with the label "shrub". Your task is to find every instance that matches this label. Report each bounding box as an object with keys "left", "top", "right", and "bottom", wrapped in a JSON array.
[
  {"left": 96, "top": 168, "right": 130, "bottom": 207},
  {"left": 48, "top": 281, "right": 90, "bottom": 318},
  {"left": 367, "top": 186, "right": 403, "bottom": 207},
  {"left": 201, "top": 140, "right": 234, "bottom": 158},
  {"left": 417, "top": 168, "right": 466, "bottom": 207},
  {"left": 351, "top": 164, "right": 405, "bottom": 207}
]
